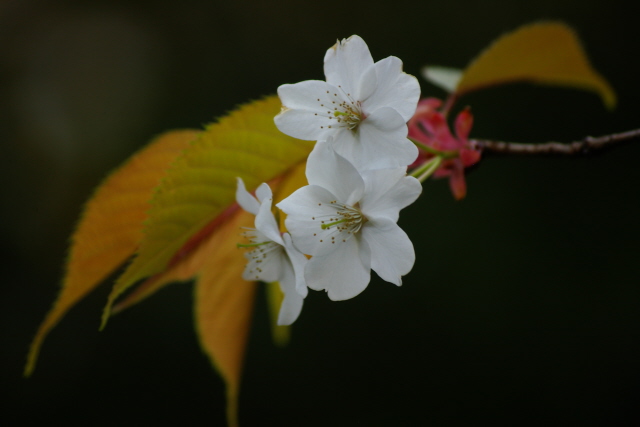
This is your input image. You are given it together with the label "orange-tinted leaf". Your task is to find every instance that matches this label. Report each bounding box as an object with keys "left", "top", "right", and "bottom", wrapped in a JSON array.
[
  {"left": 457, "top": 22, "right": 616, "bottom": 109},
  {"left": 111, "top": 205, "right": 256, "bottom": 426},
  {"left": 112, "top": 160, "right": 309, "bottom": 425},
  {"left": 193, "top": 209, "right": 257, "bottom": 427},
  {"left": 25, "top": 130, "right": 198, "bottom": 376},
  {"left": 101, "top": 96, "right": 313, "bottom": 328}
]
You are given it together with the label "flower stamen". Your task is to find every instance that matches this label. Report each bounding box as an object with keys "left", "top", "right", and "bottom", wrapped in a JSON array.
[
  {"left": 313, "top": 85, "right": 365, "bottom": 132},
  {"left": 313, "top": 202, "right": 366, "bottom": 244}
]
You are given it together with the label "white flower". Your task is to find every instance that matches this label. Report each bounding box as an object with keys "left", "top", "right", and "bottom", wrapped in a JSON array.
[
  {"left": 236, "top": 178, "right": 308, "bottom": 325},
  {"left": 274, "top": 35, "right": 421, "bottom": 171},
  {"left": 276, "top": 140, "right": 422, "bottom": 300}
]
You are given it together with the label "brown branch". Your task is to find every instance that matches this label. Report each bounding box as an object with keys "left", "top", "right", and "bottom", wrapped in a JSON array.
[{"left": 472, "top": 128, "right": 640, "bottom": 156}]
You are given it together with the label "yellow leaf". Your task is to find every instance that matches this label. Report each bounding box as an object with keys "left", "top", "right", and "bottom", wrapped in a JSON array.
[
  {"left": 101, "top": 96, "right": 313, "bottom": 328},
  {"left": 456, "top": 22, "right": 616, "bottom": 109},
  {"left": 25, "top": 130, "right": 198, "bottom": 376}
]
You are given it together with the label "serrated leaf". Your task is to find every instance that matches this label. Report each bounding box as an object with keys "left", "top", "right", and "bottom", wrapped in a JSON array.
[
  {"left": 100, "top": 96, "right": 313, "bottom": 328},
  {"left": 25, "top": 130, "right": 198, "bottom": 376},
  {"left": 456, "top": 22, "right": 616, "bottom": 109}
]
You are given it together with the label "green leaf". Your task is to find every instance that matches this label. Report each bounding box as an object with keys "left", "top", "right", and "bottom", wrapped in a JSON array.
[{"left": 101, "top": 96, "right": 313, "bottom": 328}]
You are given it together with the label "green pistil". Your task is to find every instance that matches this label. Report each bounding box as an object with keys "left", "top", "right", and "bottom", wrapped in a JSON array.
[
  {"left": 321, "top": 218, "right": 350, "bottom": 230},
  {"left": 236, "top": 241, "right": 271, "bottom": 249}
]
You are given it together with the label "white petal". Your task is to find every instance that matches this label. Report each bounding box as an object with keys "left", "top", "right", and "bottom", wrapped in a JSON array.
[
  {"left": 360, "top": 172, "right": 422, "bottom": 222},
  {"left": 305, "top": 140, "right": 364, "bottom": 204},
  {"left": 255, "top": 196, "right": 284, "bottom": 245},
  {"left": 283, "top": 233, "right": 308, "bottom": 298},
  {"left": 357, "top": 63, "right": 378, "bottom": 102},
  {"left": 274, "top": 108, "right": 336, "bottom": 141},
  {"left": 342, "top": 108, "right": 417, "bottom": 170},
  {"left": 362, "top": 217, "right": 415, "bottom": 286},
  {"left": 242, "top": 243, "right": 285, "bottom": 283},
  {"left": 275, "top": 81, "right": 341, "bottom": 141},
  {"left": 362, "top": 168, "right": 407, "bottom": 200},
  {"left": 304, "top": 234, "right": 372, "bottom": 300},
  {"left": 277, "top": 80, "right": 335, "bottom": 110},
  {"left": 324, "top": 35, "right": 374, "bottom": 98},
  {"left": 276, "top": 261, "right": 304, "bottom": 326},
  {"left": 278, "top": 185, "right": 342, "bottom": 257},
  {"left": 326, "top": 127, "right": 359, "bottom": 168},
  {"left": 255, "top": 182, "right": 272, "bottom": 204},
  {"left": 235, "top": 177, "right": 260, "bottom": 215},
  {"left": 365, "top": 105, "right": 408, "bottom": 132},
  {"left": 365, "top": 56, "right": 421, "bottom": 121},
  {"left": 327, "top": 125, "right": 358, "bottom": 152}
]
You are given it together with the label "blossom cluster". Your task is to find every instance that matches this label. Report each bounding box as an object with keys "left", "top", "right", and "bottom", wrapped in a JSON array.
[{"left": 236, "top": 36, "right": 422, "bottom": 324}]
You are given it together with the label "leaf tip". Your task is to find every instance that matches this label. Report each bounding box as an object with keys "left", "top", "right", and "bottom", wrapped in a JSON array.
[
  {"left": 23, "top": 346, "right": 38, "bottom": 378},
  {"left": 99, "top": 303, "right": 113, "bottom": 331},
  {"left": 602, "top": 87, "right": 617, "bottom": 111}
]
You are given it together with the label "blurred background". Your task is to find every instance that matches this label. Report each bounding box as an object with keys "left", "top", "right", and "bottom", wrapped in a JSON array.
[{"left": 2, "top": 0, "right": 639, "bottom": 425}]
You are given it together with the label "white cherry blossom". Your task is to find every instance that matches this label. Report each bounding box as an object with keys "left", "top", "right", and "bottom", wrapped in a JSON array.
[
  {"left": 276, "top": 140, "right": 422, "bottom": 300},
  {"left": 236, "top": 178, "right": 308, "bottom": 325},
  {"left": 274, "top": 35, "right": 420, "bottom": 171}
]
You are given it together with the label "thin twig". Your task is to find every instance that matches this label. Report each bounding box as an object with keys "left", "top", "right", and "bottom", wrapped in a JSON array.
[{"left": 472, "top": 128, "right": 640, "bottom": 156}]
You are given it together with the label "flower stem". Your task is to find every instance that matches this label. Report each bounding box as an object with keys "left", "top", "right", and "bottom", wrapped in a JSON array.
[
  {"left": 409, "top": 137, "right": 459, "bottom": 159},
  {"left": 410, "top": 156, "right": 443, "bottom": 183},
  {"left": 472, "top": 128, "right": 640, "bottom": 156}
]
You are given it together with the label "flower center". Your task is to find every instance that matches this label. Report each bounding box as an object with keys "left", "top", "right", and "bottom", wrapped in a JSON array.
[
  {"left": 333, "top": 100, "right": 364, "bottom": 131},
  {"left": 321, "top": 202, "right": 365, "bottom": 232},
  {"left": 238, "top": 229, "right": 282, "bottom": 280},
  {"left": 311, "top": 201, "right": 366, "bottom": 245},
  {"left": 316, "top": 85, "right": 366, "bottom": 132}
]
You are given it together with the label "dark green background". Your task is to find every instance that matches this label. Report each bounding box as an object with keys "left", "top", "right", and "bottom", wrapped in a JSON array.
[{"left": 2, "top": 0, "right": 639, "bottom": 425}]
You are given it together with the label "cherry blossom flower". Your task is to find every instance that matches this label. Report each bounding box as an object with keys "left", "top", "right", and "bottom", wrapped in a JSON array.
[
  {"left": 276, "top": 140, "right": 422, "bottom": 300},
  {"left": 236, "top": 178, "right": 308, "bottom": 325},
  {"left": 408, "top": 98, "right": 481, "bottom": 200},
  {"left": 274, "top": 35, "right": 420, "bottom": 171}
]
